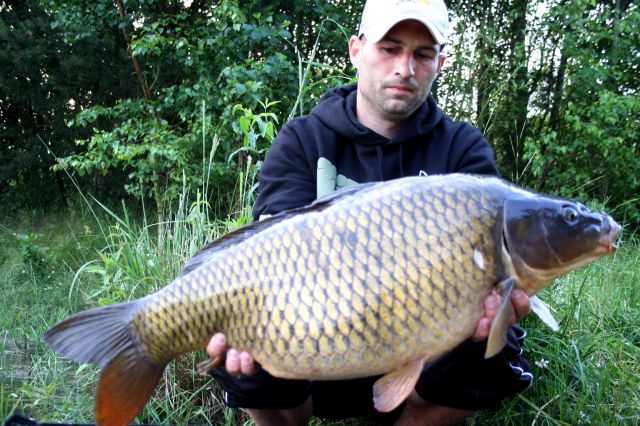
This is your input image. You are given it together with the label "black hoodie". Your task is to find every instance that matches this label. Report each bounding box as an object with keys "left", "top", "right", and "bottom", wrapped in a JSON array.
[{"left": 253, "top": 83, "right": 498, "bottom": 220}]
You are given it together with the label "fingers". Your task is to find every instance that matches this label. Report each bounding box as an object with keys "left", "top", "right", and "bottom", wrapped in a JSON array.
[
  {"left": 484, "top": 292, "right": 500, "bottom": 318},
  {"left": 226, "top": 349, "right": 241, "bottom": 374},
  {"left": 472, "top": 317, "right": 491, "bottom": 341},
  {"left": 206, "top": 333, "right": 259, "bottom": 376},
  {"left": 511, "top": 289, "right": 531, "bottom": 321},
  {"left": 473, "top": 289, "right": 527, "bottom": 342},
  {"left": 472, "top": 293, "right": 499, "bottom": 341},
  {"left": 240, "top": 351, "right": 258, "bottom": 375},
  {"left": 207, "top": 333, "right": 227, "bottom": 358},
  {"left": 225, "top": 349, "right": 258, "bottom": 375}
]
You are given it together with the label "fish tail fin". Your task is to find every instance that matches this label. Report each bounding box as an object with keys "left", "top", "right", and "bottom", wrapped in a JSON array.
[
  {"left": 96, "top": 348, "right": 164, "bottom": 426},
  {"left": 43, "top": 302, "right": 166, "bottom": 426}
]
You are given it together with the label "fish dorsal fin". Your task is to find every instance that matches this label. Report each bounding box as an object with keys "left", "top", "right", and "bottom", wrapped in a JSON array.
[
  {"left": 373, "top": 357, "right": 426, "bottom": 412},
  {"left": 181, "top": 182, "right": 378, "bottom": 276},
  {"left": 485, "top": 278, "right": 515, "bottom": 359},
  {"left": 312, "top": 180, "right": 379, "bottom": 204},
  {"left": 530, "top": 295, "right": 560, "bottom": 331}
]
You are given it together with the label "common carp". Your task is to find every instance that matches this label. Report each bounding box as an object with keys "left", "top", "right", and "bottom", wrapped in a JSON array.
[{"left": 44, "top": 174, "right": 620, "bottom": 426}]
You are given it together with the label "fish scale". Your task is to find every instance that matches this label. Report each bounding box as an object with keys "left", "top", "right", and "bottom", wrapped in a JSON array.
[
  {"left": 131, "top": 177, "right": 497, "bottom": 379},
  {"left": 43, "top": 174, "right": 620, "bottom": 426}
]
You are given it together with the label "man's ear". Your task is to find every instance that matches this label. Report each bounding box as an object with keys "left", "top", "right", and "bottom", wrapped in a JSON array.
[
  {"left": 349, "top": 35, "right": 363, "bottom": 69},
  {"left": 436, "top": 53, "right": 446, "bottom": 75}
]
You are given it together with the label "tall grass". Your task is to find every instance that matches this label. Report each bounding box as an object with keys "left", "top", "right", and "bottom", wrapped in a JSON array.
[{"left": 0, "top": 128, "right": 261, "bottom": 425}]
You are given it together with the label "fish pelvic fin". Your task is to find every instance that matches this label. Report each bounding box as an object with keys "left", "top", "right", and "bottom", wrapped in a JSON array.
[
  {"left": 96, "top": 348, "right": 165, "bottom": 426},
  {"left": 485, "top": 278, "right": 515, "bottom": 359},
  {"left": 373, "top": 357, "right": 425, "bottom": 412},
  {"left": 43, "top": 302, "right": 166, "bottom": 425},
  {"left": 196, "top": 355, "right": 225, "bottom": 376}
]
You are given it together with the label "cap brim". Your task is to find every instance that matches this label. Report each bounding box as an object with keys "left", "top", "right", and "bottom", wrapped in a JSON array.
[{"left": 361, "top": 16, "right": 446, "bottom": 45}]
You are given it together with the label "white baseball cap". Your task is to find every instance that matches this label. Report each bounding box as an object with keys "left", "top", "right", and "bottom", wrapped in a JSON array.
[{"left": 358, "top": 0, "right": 449, "bottom": 45}]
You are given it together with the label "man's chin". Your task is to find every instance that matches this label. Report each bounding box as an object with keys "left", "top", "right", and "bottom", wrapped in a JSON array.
[{"left": 382, "top": 101, "right": 419, "bottom": 118}]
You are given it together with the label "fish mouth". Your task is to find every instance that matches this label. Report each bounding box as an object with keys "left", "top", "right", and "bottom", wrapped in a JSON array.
[{"left": 599, "top": 215, "right": 621, "bottom": 254}]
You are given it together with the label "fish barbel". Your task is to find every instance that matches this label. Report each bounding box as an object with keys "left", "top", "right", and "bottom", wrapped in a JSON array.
[{"left": 43, "top": 174, "right": 620, "bottom": 426}]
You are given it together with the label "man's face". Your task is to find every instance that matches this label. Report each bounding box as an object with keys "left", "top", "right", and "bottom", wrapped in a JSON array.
[{"left": 350, "top": 19, "right": 446, "bottom": 123}]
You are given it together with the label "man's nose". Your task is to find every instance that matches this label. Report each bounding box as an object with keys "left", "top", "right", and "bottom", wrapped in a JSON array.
[{"left": 394, "top": 54, "right": 416, "bottom": 78}]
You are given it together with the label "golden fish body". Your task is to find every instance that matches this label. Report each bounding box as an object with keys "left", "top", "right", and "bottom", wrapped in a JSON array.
[
  {"left": 44, "top": 174, "right": 620, "bottom": 426},
  {"left": 133, "top": 174, "right": 502, "bottom": 379}
]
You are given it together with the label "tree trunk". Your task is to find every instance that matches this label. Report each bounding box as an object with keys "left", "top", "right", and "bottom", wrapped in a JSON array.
[
  {"left": 113, "top": 0, "right": 165, "bottom": 238},
  {"left": 503, "top": 0, "right": 530, "bottom": 182}
]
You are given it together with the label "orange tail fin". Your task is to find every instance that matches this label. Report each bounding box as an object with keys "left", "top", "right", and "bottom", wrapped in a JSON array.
[
  {"left": 43, "top": 302, "right": 166, "bottom": 426},
  {"left": 96, "top": 348, "right": 164, "bottom": 426}
]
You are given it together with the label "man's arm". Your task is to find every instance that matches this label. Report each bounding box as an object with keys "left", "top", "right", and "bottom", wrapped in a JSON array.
[
  {"left": 448, "top": 123, "right": 500, "bottom": 176},
  {"left": 252, "top": 123, "right": 317, "bottom": 221}
]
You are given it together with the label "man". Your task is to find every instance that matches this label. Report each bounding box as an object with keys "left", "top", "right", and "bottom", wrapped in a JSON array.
[{"left": 208, "top": 0, "right": 532, "bottom": 424}]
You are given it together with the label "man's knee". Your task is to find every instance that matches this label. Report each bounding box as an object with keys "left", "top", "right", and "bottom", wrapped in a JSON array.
[
  {"left": 246, "top": 397, "right": 312, "bottom": 426},
  {"left": 395, "top": 391, "right": 474, "bottom": 426}
]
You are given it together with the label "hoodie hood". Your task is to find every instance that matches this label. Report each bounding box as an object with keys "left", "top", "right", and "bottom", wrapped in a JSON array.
[{"left": 310, "top": 83, "right": 445, "bottom": 146}]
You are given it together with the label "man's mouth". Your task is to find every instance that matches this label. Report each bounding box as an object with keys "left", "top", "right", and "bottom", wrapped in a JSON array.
[{"left": 386, "top": 85, "right": 415, "bottom": 94}]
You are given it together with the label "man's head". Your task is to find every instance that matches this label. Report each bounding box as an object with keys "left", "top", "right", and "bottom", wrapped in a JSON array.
[
  {"left": 358, "top": 0, "right": 449, "bottom": 46},
  {"left": 349, "top": 0, "right": 449, "bottom": 132}
]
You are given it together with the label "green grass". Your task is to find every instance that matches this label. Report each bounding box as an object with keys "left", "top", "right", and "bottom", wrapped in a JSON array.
[{"left": 1, "top": 200, "right": 638, "bottom": 425}]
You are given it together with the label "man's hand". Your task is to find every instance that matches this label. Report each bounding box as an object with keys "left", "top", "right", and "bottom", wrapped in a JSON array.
[
  {"left": 206, "top": 333, "right": 259, "bottom": 376},
  {"left": 472, "top": 288, "right": 530, "bottom": 341}
]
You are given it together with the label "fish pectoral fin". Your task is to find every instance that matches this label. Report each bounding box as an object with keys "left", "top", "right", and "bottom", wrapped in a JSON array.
[
  {"left": 530, "top": 295, "right": 560, "bottom": 332},
  {"left": 485, "top": 277, "right": 515, "bottom": 359},
  {"left": 197, "top": 355, "right": 225, "bottom": 376},
  {"left": 373, "top": 357, "right": 425, "bottom": 413}
]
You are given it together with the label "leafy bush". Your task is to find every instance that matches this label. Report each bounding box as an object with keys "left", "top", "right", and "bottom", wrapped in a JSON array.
[{"left": 14, "top": 232, "right": 50, "bottom": 274}]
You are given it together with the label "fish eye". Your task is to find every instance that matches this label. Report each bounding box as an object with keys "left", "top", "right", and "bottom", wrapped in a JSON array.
[{"left": 562, "top": 206, "right": 579, "bottom": 224}]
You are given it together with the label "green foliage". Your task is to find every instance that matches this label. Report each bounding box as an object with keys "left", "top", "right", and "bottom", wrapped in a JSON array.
[
  {"left": 525, "top": 0, "right": 640, "bottom": 226},
  {"left": 0, "top": 0, "right": 143, "bottom": 208},
  {"left": 13, "top": 232, "right": 49, "bottom": 274},
  {"left": 441, "top": 0, "right": 640, "bottom": 230},
  {"left": 44, "top": 0, "right": 357, "bottom": 220},
  {"left": 230, "top": 99, "right": 280, "bottom": 161},
  {"left": 531, "top": 91, "right": 640, "bottom": 223},
  {"left": 3, "top": 0, "right": 638, "bottom": 229}
]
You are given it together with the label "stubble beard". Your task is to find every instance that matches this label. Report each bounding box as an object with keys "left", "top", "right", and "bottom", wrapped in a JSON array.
[{"left": 378, "top": 80, "right": 430, "bottom": 119}]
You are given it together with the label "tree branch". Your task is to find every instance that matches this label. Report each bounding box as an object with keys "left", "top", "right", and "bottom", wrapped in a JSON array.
[{"left": 114, "top": 0, "right": 152, "bottom": 101}]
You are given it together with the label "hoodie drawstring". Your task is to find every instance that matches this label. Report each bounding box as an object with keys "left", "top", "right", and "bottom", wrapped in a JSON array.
[
  {"left": 375, "top": 144, "right": 406, "bottom": 180},
  {"left": 375, "top": 145, "right": 384, "bottom": 181}
]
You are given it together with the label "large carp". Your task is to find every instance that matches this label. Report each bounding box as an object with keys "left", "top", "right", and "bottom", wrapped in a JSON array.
[{"left": 44, "top": 174, "right": 620, "bottom": 426}]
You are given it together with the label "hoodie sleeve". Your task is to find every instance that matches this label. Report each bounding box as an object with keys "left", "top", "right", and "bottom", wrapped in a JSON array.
[
  {"left": 252, "top": 122, "right": 317, "bottom": 221},
  {"left": 449, "top": 123, "right": 500, "bottom": 177}
]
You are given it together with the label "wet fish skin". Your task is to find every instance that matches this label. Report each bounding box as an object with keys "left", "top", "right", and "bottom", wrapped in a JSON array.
[
  {"left": 42, "top": 174, "right": 620, "bottom": 426},
  {"left": 131, "top": 174, "right": 502, "bottom": 378}
]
